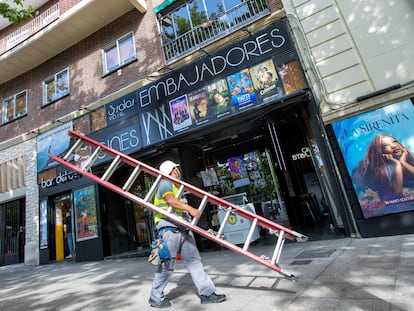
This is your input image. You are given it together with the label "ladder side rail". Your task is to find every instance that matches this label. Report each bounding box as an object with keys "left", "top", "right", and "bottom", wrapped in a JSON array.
[
  {"left": 68, "top": 130, "right": 158, "bottom": 171},
  {"left": 65, "top": 130, "right": 307, "bottom": 241},
  {"left": 49, "top": 153, "right": 297, "bottom": 279},
  {"left": 146, "top": 175, "right": 306, "bottom": 241},
  {"left": 134, "top": 170, "right": 304, "bottom": 241}
]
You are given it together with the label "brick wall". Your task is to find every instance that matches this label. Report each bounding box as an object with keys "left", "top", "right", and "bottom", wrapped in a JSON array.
[
  {"left": 268, "top": 0, "right": 284, "bottom": 12},
  {"left": 0, "top": 9, "right": 163, "bottom": 142}
]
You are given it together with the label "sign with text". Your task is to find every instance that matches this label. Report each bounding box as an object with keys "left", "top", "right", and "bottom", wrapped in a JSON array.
[
  {"left": 39, "top": 18, "right": 308, "bottom": 172},
  {"left": 332, "top": 99, "right": 414, "bottom": 219},
  {"left": 37, "top": 122, "right": 73, "bottom": 173}
]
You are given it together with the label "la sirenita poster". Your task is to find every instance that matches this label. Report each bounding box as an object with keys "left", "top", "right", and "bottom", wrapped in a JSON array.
[{"left": 332, "top": 99, "right": 414, "bottom": 218}]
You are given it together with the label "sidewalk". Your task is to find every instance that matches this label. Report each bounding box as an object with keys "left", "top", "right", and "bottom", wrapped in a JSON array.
[{"left": 1, "top": 234, "right": 413, "bottom": 311}]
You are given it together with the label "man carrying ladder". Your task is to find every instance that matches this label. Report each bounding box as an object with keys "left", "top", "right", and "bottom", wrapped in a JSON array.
[
  {"left": 48, "top": 130, "right": 309, "bottom": 307},
  {"left": 149, "top": 160, "right": 226, "bottom": 308}
]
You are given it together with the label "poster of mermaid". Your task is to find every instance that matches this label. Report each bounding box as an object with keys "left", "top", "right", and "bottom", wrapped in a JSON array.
[{"left": 332, "top": 99, "right": 414, "bottom": 218}]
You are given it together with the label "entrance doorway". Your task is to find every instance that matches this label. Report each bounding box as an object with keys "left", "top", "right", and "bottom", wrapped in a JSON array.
[
  {"left": 175, "top": 102, "right": 341, "bottom": 240},
  {"left": 0, "top": 199, "right": 25, "bottom": 266},
  {"left": 51, "top": 193, "right": 72, "bottom": 262}
]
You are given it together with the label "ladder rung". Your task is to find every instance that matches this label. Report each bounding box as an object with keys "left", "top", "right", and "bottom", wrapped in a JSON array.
[
  {"left": 191, "top": 195, "right": 209, "bottom": 226},
  {"left": 271, "top": 230, "right": 285, "bottom": 265},
  {"left": 81, "top": 146, "right": 101, "bottom": 171},
  {"left": 168, "top": 185, "right": 185, "bottom": 214},
  {"left": 63, "top": 139, "right": 83, "bottom": 161},
  {"left": 101, "top": 155, "right": 121, "bottom": 181},
  {"left": 122, "top": 165, "right": 141, "bottom": 191},
  {"left": 242, "top": 218, "right": 258, "bottom": 251},
  {"left": 176, "top": 184, "right": 185, "bottom": 198},
  {"left": 144, "top": 175, "right": 162, "bottom": 202},
  {"left": 217, "top": 207, "right": 232, "bottom": 239}
]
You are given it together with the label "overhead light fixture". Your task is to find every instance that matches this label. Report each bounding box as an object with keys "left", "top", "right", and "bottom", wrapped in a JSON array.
[
  {"left": 242, "top": 27, "right": 252, "bottom": 36},
  {"left": 79, "top": 105, "right": 91, "bottom": 112},
  {"left": 26, "top": 129, "right": 40, "bottom": 136},
  {"left": 199, "top": 47, "right": 209, "bottom": 55}
]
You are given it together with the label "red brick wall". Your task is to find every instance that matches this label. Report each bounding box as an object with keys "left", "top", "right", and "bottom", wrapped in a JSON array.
[
  {"left": 268, "top": 0, "right": 284, "bottom": 13},
  {"left": 0, "top": 8, "right": 163, "bottom": 140},
  {"left": 0, "top": 0, "right": 285, "bottom": 141}
]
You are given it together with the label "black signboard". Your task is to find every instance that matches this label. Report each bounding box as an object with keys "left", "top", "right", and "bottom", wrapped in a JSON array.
[{"left": 40, "top": 18, "right": 307, "bottom": 172}]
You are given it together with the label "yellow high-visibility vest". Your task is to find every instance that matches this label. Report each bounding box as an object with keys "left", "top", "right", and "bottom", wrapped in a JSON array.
[{"left": 153, "top": 182, "right": 184, "bottom": 224}]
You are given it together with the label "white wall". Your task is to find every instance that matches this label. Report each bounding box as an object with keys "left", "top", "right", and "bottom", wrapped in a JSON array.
[{"left": 283, "top": 0, "right": 414, "bottom": 112}]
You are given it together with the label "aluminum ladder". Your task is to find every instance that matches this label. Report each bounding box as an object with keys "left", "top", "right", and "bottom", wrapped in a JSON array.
[{"left": 48, "top": 130, "right": 308, "bottom": 280}]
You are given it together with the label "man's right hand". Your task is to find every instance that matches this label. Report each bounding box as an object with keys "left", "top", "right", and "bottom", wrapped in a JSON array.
[{"left": 190, "top": 207, "right": 201, "bottom": 219}]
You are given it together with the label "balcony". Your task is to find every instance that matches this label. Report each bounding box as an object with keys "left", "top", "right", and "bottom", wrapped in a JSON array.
[
  {"left": 0, "top": 4, "right": 60, "bottom": 53},
  {"left": 161, "top": 0, "right": 270, "bottom": 64},
  {"left": 0, "top": 0, "right": 146, "bottom": 84}
]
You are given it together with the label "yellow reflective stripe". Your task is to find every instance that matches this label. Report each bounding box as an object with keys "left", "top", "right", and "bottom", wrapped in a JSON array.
[{"left": 161, "top": 191, "right": 174, "bottom": 199}]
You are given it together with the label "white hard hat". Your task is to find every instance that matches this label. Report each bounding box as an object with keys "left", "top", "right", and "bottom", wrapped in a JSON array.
[{"left": 159, "top": 160, "right": 179, "bottom": 174}]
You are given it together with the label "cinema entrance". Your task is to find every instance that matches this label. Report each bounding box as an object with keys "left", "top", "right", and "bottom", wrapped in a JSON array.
[{"left": 152, "top": 98, "right": 349, "bottom": 242}]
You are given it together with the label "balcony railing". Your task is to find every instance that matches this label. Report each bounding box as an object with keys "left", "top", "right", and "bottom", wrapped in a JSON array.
[
  {"left": 161, "top": 0, "right": 270, "bottom": 63},
  {"left": 0, "top": 3, "right": 59, "bottom": 55}
]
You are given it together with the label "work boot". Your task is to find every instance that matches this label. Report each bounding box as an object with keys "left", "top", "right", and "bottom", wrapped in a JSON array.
[
  {"left": 149, "top": 298, "right": 171, "bottom": 308},
  {"left": 200, "top": 292, "right": 226, "bottom": 304}
]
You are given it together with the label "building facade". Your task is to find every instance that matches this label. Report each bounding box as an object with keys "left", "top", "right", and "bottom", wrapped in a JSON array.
[
  {"left": 0, "top": 0, "right": 413, "bottom": 266},
  {"left": 281, "top": 0, "right": 414, "bottom": 237}
]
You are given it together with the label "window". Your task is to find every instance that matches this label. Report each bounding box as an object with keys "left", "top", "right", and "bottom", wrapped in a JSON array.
[
  {"left": 159, "top": 0, "right": 244, "bottom": 40},
  {"left": 103, "top": 33, "right": 136, "bottom": 75},
  {"left": 2, "top": 90, "right": 27, "bottom": 124},
  {"left": 43, "top": 68, "right": 69, "bottom": 105}
]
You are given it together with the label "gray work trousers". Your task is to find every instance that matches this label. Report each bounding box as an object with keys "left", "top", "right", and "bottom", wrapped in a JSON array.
[{"left": 149, "top": 227, "right": 216, "bottom": 302}]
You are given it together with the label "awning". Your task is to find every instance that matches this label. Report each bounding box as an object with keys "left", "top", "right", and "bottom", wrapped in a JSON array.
[{"left": 154, "top": 0, "right": 178, "bottom": 14}]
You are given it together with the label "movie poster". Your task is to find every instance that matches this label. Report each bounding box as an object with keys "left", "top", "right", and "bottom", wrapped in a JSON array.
[
  {"left": 188, "top": 87, "right": 212, "bottom": 125},
  {"left": 228, "top": 155, "right": 250, "bottom": 188},
  {"left": 74, "top": 184, "right": 98, "bottom": 241},
  {"left": 250, "top": 59, "right": 283, "bottom": 100},
  {"left": 332, "top": 99, "right": 414, "bottom": 218},
  {"left": 226, "top": 69, "right": 256, "bottom": 110},
  {"left": 206, "top": 79, "right": 233, "bottom": 118},
  {"left": 276, "top": 60, "right": 307, "bottom": 94},
  {"left": 40, "top": 199, "right": 48, "bottom": 249},
  {"left": 169, "top": 94, "right": 192, "bottom": 131}
]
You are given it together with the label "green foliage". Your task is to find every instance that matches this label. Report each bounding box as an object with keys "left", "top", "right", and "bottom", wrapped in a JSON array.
[
  {"left": 0, "top": 0, "right": 34, "bottom": 24},
  {"left": 174, "top": 1, "right": 207, "bottom": 36}
]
